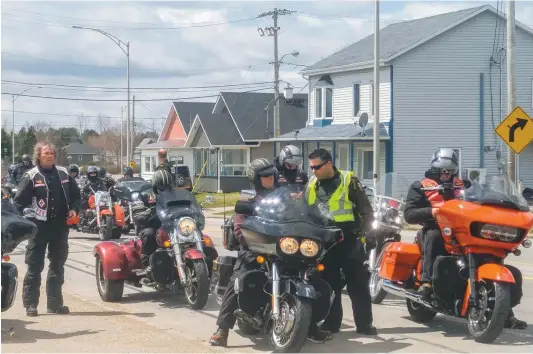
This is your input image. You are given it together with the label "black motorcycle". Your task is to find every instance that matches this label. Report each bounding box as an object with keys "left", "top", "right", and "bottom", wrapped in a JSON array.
[
  {"left": 112, "top": 180, "right": 154, "bottom": 235},
  {"left": 210, "top": 187, "right": 342, "bottom": 353},
  {"left": 1, "top": 202, "right": 38, "bottom": 312}
]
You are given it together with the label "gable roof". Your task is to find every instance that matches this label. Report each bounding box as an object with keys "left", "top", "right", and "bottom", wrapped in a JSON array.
[
  {"left": 63, "top": 142, "right": 102, "bottom": 155},
  {"left": 302, "top": 5, "right": 533, "bottom": 75},
  {"left": 158, "top": 101, "right": 213, "bottom": 142},
  {"left": 220, "top": 91, "right": 308, "bottom": 141},
  {"left": 185, "top": 112, "right": 244, "bottom": 147}
]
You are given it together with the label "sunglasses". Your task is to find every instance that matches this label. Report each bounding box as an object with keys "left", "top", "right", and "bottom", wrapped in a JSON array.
[
  {"left": 440, "top": 169, "right": 452, "bottom": 175},
  {"left": 310, "top": 162, "right": 326, "bottom": 171}
]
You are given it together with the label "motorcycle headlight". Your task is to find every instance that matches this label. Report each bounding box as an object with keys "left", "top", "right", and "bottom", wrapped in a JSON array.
[
  {"left": 480, "top": 224, "right": 519, "bottom": 242},
  {"left": 178, "top": 217, "right": 196, "bottom": 236},
  {"left": 279, "top": 237, "right": 299, "bottom": 255},
  {"left": 131, "top": 192, "right": 140, "bottom": 200},
  {"left": 300, "top": 239, "right": 319, "bottom": 257}
]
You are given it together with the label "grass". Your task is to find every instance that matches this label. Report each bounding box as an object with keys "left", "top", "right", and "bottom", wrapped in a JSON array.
[{"left": 194, "top": 192, "right": 241, "bottom": 209}]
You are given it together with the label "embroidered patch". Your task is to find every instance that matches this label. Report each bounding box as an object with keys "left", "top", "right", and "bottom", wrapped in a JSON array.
[
  {"left": 38, "top": 198, "right": 46, "bottom": 208},
  {"left": 35, "top": 183, "right": 46, "bottom": 187},
  {"left": 62, "top": 179, "right": 69, "bottom": 184}
]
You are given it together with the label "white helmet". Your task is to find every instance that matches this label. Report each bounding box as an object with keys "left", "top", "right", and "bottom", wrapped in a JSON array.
[
  {"left": 430, "top": 148, "right": 459, "bottom": 175},
  {"left": 279, "top": 145, "right": 303, "bottom": 166}
]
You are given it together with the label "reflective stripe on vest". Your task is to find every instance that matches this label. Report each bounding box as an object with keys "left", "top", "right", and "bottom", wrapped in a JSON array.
[
  {"left": 420, "top": 177, "right": 465, "bottom": 208},
  {"left": 306, "top": 170, "right": 355, "bottom": 222}
]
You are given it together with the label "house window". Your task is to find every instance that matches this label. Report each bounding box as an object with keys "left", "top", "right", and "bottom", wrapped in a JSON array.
[
  {"left": 362, "top": 150, "right": 373, "bottom": 180},
  {"left": 325, "top": 88, "right": 333, "bottom": 118},
  {"left": 315, "top": 88, "right": 322, "bottom": 118},
  {"left": 335, "top": 143, "right": 349, "bottom": 170},
  {"left": 78, "top": 155, "right": 83, "bottom": 161},
  {"left": 353, "top": 84, "right": 360, "bottom": 116},
  {"left": 370, "top": 83, "right": 374, "bottom": 115},
  {"left": 220, "top": 149, "right": 248, "bottom": 176},
  {"left": 144, "top": 157, "right": 151, "bottom": 172}
]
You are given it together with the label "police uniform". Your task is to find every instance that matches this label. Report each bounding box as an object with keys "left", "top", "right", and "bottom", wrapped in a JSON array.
[
  {"left": 14, "top": 165, "right": 81, "bottom": 312},
  {"left": 305, "top": 168, "right": 375, "bottom": 333}
]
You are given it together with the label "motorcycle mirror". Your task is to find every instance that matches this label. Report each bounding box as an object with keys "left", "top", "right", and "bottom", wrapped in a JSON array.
[
  {"left": 234, "top": 200, "right": 255, "bottom": 215},
  {"left": 205, "top": 195, "right": 216, "bottom": 204}
]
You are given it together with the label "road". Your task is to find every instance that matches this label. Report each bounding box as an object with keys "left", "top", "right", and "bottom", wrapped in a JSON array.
[{"left": 2, "top": 218, "right": 533, "bottom": 352}]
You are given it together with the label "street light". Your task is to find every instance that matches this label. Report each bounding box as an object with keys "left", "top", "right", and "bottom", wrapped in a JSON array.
[
  {"left": 12, "top": 86, "right": 41, "bottom": 163},
  {"left": 72, "top": 25, "right": 131, "bottom": 165},
  {"left": 273, "top": 50, "right": 299, "bottom": 138}
]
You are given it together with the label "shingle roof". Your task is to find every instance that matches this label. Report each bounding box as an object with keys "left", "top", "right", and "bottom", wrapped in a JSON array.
[
  {"left": 197, "top": 112, "right": 243, "bottom": 146},
  {"left": 63, "top": 142, "right": 102, "bottom": 155},
  {"left": 141, "top": 140, "right": 186, "bottom": 149},
  {"left": 271, "top": 123, "right": 390, "bottom": 141},
  {"left": 303, "top": 5, "right": 488, "bottom": 72},
  {"left": 172, "top": 101, "right": 214, "bottom": 134},
  {"left": 220, "top": 92, "right": 308, "bottom": 141}
]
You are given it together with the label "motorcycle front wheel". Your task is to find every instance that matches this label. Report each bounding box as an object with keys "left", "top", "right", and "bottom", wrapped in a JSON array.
[
  {"left": 184, "top": 259, "right": 210, "bottom": 310},
  {"left": 369, "top": 247, "right": 388, "bottom": 304},
  {"left": 269, "top": 293, "right": 312, "bottom": 353}
]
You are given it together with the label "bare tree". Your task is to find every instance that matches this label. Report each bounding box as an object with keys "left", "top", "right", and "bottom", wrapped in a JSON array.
[
  {"left": 33, "top": 120, "right": 53, "bottom": 142},
  {"left": 96, "top": 113, "right": 109, "bottom": 166},
  {"left": 77, "top": 113, "right": 89, "bottom": 140}
]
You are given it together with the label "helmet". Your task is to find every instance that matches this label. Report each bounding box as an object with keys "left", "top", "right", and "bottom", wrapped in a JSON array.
[
  {"left": 279, "top": 145, "right": 303, "bottom": 167},
  {"left": 21, "top": 154, "right": 31, "bottom": 165},
  {"left": 98, "top": 166, "right": 107, "bottom": 178},
  {"left": 69, "top": 164, "right": 80, "bottom": 174},
  {"left": 152, "top": 169, "right": 173, "bottom": 192},
  {"left": 87, "top": 165, "right": 99, "bottom": 182},
  {"left": 123, "top": 167, "right": 133, "bottom": 176},
  {"left": 246, "top": 158, "right": 277, "bottom": 189},
  {"left": 429, "top": 148, "right": 459, "bottom": 175},
  {"left": 8, "top": 164, "right": 17, "bottom": 175}
]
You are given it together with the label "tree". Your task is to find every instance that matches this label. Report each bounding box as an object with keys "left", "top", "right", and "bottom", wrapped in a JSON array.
[
  {"left": 1, "top": 128, "right": 12, "bottom": 161},
  {"left": 82, "top": 129, "right": 99, "bottom": 142},
  {"left": 77, "top": 113, "right": 89, "bottom": 139}
]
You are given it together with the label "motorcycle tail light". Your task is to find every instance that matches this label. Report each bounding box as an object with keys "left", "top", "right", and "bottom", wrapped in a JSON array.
[{"left": 156, "top": 229, "right": 170, "bottom": 247}]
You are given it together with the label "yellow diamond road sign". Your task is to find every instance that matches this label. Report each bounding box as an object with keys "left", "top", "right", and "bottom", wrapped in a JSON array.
[
  {"left": 129, "top": 160, "right": 136, "bottom": 168},
  {"left": 495, "top": 106, "right": 533, "bottom": 154}
]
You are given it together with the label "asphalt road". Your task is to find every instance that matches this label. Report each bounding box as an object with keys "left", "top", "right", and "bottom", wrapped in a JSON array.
[{"left": 2, "top": 218, "right": 533, "bottom": 352}]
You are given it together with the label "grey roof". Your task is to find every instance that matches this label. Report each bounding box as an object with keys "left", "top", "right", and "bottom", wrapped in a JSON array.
[
  {"left": 63, "top": 142, "right": 102, "bottom": 154},
  {"left": 271, "top": 123, "right": 390, "bottom": 141},
  {"left": 172, "top": 101, "right": 213, "bottom": 134},
  {"left": 303, "top": 5, "right": 488, "bottom": 72},
  {"left": 197, "top": 112, "right": 243, "bottom": 146},
  {"left": 220, "top": 92, "right": 308, "bottom": 141},
  {"left": 137, "top": 138, "right": 155, "bottom": 147}
]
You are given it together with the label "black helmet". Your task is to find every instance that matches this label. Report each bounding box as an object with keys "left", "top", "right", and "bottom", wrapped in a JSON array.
[
  {"left": 22, "top": 154, "right": 31, "bottom": 165},
  {"left": 87, "top": 165, "right": 99, "bottom": 182},
  {"left": 69, "top": 164, "right": 80, "bottom": 174},
  {"left": 98, "top": 166, "right": 107, "bottom": 178},
  {"left": 246, "top": 158, "right": 277, "bottom": 190},
  {"left": 123, "top": 167, "right": 133, "bottom": 176},
  {"left": 152, "top": 169, "right": 173, "bottom": 192},
  {"left": 429, "top": 148, "right": 459, "bottom": 175}
]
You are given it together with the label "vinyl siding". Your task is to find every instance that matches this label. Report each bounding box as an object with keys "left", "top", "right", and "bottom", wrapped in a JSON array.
[{"left": 392, "top": 11, "right": 533, "bottom": 184}]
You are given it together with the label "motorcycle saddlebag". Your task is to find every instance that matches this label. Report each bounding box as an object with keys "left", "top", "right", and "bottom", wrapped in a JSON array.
[
  {"left": 210, "top": 256, "right": 237, "bottom": 299},
  {"left": 379, "top": 242, "right": 421, "bottom": 281}
]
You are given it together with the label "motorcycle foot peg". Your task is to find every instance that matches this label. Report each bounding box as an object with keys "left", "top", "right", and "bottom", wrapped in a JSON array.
[{"left": 140, "top": 278, "right": 154, "bottom": 286}]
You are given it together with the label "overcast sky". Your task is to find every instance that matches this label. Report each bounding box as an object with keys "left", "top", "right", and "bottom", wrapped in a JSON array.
[{"left": 2, "top": 0, "right": 533, "bottom": 133}]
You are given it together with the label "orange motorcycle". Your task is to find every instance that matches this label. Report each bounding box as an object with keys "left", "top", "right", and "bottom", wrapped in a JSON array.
[
  {"left": 374, "top": 175, "right": 533, "bottom": 343},
  {"left": 83, "top": 187, "right": 126, "bottom": 240}
]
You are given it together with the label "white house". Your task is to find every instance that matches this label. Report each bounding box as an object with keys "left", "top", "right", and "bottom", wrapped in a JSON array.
[{"left": 273, "top": 5, "right": 533, "bottom": 189}]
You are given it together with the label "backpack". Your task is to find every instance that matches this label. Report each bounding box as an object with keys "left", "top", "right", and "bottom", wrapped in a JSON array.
[{"left": 222, "top": 214, "right": 240, "bottom": 251}]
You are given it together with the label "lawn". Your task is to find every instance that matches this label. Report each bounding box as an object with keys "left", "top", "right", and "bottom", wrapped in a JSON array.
[{"left": 194, "top": 192, "right": 241, "bottom": 209}]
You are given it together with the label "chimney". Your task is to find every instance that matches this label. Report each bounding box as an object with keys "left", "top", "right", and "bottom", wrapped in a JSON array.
[{"left": 284, "top": 84, "right": 293, "bottom": 100}]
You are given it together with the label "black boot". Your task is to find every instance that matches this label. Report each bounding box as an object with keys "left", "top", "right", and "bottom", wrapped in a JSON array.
[
  {"left": 356, "top": 325, "right": 378, "bottom": 335},
  {"left": 308, "top": 327, "right": 333, "bottom": 341},
  {"left": 209, "top": 328, "right": 229, "bottom": 347},
  {"left": 26, "top": 305, "right": 38, "bottom": 317},
  {"left": 47, "top": 305, "right": 70, "bottom": 314},
  {"left": 505, "top": 315, "right": 527, "bottom": 329}
]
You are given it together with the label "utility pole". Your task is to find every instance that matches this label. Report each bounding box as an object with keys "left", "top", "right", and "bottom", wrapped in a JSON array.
[
  {"left": 373, "top": 0, "right": 381, "bottom": 196},
  {"left": 258, "top": 8, "right": 295, "bottom": 138},
  {"left": 506, "top": 0, "right": 516, "bottom": 182},
  {"left": 132, "top": 95, "right": 136, "bottom": 163},
  {"left": 120, "top": 106, "right": 124, "bottom": 167}
]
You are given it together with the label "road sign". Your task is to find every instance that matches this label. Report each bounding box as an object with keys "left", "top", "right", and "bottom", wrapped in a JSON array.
[
  {"left": 129, "top": 160, "right": 136, "bottom": 168},
  {"left": 495, "top": 106, "right": 533, "bottom": 154}
]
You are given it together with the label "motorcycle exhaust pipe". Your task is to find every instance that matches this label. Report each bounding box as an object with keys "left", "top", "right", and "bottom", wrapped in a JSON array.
[
  {"left": 381, "top": 280, "right": 433, "bottom": 308},
  {"left": 368, "top": 249, "right": 377, "bottom": 271},
  {"left": 272, "top": 262, "right": 280, "bottom": 319}
]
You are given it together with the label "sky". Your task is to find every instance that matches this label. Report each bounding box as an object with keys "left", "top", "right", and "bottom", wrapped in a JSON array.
[{"left": 2, "top": 0, "right": 533, "bottom": 133}]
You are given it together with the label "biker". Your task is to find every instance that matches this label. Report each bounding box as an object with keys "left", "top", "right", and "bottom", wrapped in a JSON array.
[
  {"left": 274, "top": 144, "right": 308, "bottom": 190},
  {"left": 98, "top": 166, "right": 116, "bottom": 189},
  {"left": 79, "top": 166, "right": 107, "bottom": 225},
  {"left": 6, "top": 164, "right": 18, "bottom": 185},
  {"left": 117, "top": 167, "right": 144, "bottom": 182},
  {"left": 209, "top": 158, "right": 279, "bottom": 347},
  {"left": 14, "top": 154, "right": 34, "bottom": 183},
  {"left": 404, "top": 148, "right": 527, "bottom": 329},
  {"left": 68, "top": 164, "right": 80, "bottom": 179}
]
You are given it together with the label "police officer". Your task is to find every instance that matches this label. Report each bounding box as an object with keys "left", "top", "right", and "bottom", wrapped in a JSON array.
[
  {"left": 14, "top": 154, "right": 34, "bottom": 184},
  {"left": 404, "top": 148, "right": 527, "bottom": 329},
  {"left": 274, "top": 144, "right": 308, "bottom": 190},
  {"left": 14, "top": 142, "right": 80, "bottom": 317},
  {"left": 305, "top": 148, "right": 377, "bottom": 335}
]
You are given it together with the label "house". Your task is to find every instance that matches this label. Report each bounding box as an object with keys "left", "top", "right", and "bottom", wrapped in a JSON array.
[
  {"left": 137, "top": 91, "right": 309, "bottom": 191},
  {"left": 273, "top": 5, "right": 533, "bottom": 190},
  {"left": 63, "top": 142, "right": 102, "bottom": 166}
]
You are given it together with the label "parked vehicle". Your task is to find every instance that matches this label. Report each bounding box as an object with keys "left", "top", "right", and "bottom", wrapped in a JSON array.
[
  {"left": 173, "top": 166, "right": 192, "bottom": 192},
  {"left": 94, "top": 188, "right": 218, "bottom": 310},
  {"left": 373, "top": 175, "right": 533, "bottom": 343},
  {"left": 1, "top": 205, "right": 37, "bottom": 312},
  {"left": 210, "top": 187, "right": 343, "bottom": 352}
]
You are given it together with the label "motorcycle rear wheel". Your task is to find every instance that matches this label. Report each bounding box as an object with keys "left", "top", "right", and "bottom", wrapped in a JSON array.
[
  {"left": 95, "top": 255, "right": 124, "bottom": 302},
  {"left": 269, "top": 293, "right": 312, "bottom": 353},
  {"left": 369, "top": 247, "right": 388, "bottom": 304}
]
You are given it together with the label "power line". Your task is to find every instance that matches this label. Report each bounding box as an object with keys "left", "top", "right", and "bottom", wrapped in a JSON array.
[
  {"left": 0, "top": 109, "right": 165, "bottom": 120},
  {"left": 1, "top": 87, "right": 272, "bottom": 102}
]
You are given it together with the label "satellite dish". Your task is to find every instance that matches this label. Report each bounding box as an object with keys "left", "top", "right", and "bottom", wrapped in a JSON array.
[{"left": 358, "top": 113, "right": 369, "bottom": 129}]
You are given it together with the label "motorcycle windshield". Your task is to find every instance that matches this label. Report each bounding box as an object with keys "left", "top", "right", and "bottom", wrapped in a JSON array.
[
  {"left": 373, "top": 173, "right": 412, "bottom": 227},
  {"left": 156, "top": 188, "right": 205, "bottom": 229},
  {"left": 462, "top": 175, "right": 530, "bottom": 212},
  {"left": 1, "top": 203, "right": 37, "bottom": 254},
  {"left": 242, "top": 186, "right": 340, "bottom": 243},
  {"left": 117, "top": 181, "right": 152, "bottom": 193}
]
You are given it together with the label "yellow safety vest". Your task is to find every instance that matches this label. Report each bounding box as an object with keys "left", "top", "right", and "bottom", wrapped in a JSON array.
[{"left": 305, "top": 170, "right": 355, "bottom": 223}]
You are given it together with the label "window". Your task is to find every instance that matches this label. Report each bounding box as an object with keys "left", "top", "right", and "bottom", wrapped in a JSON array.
[
  {"left": 363, "top": 150, "right": 373, "bottom": 180},
  {"left": 353, "top": 84, "right": 360, "bottom": 116},
  {"left": 144, "top": 156, "right": 151, "bottom": 172},
  {"left": 325, "top": 88, "right": 333, "bottom": 118},
  {"left": 220, "top": 149, "right": 248, "bottom": 176},
  {"left": 315, "top": 88, "right": 322, "bottom": 118},
  {"left": 335, "top": 143, "right": 349, "bottom": 170},
  {"left": 78, "top": 155, "right": 83, "bottom": 161},
  {"left": 370, "top": 82, "right": 374, "bottom": 115}
]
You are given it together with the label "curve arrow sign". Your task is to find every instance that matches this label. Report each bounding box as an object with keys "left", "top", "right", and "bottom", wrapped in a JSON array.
[{"left": 507, "top": 118, "right": 528, "bottom": 142}]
